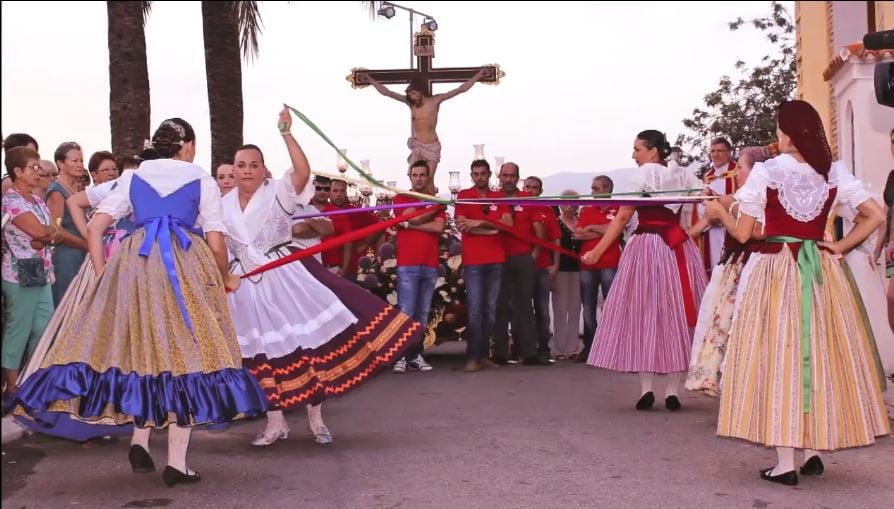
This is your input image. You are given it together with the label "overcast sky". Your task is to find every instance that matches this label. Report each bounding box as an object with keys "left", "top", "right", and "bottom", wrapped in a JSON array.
[{"left": 2, "top": 1, "right": 789, "bottom": 190}]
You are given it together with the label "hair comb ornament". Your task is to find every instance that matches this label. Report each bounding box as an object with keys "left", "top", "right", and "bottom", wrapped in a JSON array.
[{"left": 161, "top": 120, "right": 187, "bottom": 140}]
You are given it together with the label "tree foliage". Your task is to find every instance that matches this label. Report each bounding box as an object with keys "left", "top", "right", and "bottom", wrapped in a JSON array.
[{"left": 676, "top": 2, "right": 796, "bottom": 164}]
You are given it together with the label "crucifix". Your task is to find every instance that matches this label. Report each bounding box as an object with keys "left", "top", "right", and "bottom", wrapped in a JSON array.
[
  {"left": 347, "top": 27, "right": 505, "bottom": 191},
  {"left": 347, "top": 28, "right": 504, "bottom": 96}
]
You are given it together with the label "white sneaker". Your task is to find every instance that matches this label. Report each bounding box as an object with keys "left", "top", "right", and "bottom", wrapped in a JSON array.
[
  {"left": 251, "top": 426, "right": 289, "bottom": 447},
  {"left": 408, "top": 355, "right": 433, "bottom": 372},
  {"left": 393, "top": 358, "right": 407, "bottom": 374}
]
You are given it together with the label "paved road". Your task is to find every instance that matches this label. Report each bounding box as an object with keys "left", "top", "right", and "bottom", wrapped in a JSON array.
[{"left": 3, "top": 343, "right": 893, "bottom": 509}]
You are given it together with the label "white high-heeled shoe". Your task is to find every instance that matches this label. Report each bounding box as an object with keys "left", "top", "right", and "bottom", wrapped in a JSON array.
[
  {"left": 251, "top": 426, "right": 289, "bottom": 447},
  {"left": 308, "top": 423, "right": 333, "bottom": 445},
  {"left": 306, "top": 405, "right": 333, "bottom": 445}
]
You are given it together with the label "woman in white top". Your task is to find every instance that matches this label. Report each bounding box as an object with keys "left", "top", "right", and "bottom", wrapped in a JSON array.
[{"left": 223, "top": 109, "right": 423, "bottom": 447}]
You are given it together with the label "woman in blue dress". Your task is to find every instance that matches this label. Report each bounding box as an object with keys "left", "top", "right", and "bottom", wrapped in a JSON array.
[{"left": 9, "top": 118, "right": 267, "bottom": 487}]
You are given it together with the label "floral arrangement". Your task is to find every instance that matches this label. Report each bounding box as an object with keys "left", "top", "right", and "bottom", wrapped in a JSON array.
[{"left": 355, "top": 216, "right": 467, "bottom": 348}]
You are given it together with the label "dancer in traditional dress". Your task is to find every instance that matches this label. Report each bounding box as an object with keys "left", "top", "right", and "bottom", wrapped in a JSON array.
[
  {"left": 685, "top": 146, "right": 768, "bottom": 396},
  {"left": 582, "top": 130, "right": 707, "bottom": 411},
  {"left": 223, "top": 108, "right": 423, "bottom": 447},
  {"left": 709, "top": 100, "right": 889, "bottom": 486},
  {"left": 9, "top": 118, "right": 267, "bottom": 487}
]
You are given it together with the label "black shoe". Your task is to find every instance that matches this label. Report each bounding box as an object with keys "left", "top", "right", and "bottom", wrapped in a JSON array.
[
  {"left": 636, "top": 392, "right": 655, "bottom": 410},
  {"left": 760, "top": 468, "right": 798, "bottom": 486},
  {"left": 162, "top": 466, "right": 201, "bottom": 487},
  {"left": 522, "top": 356, "right": 552, "bottom": 366},
  {"left": 128, "top": 445, "right": 156, "bottom": 473},
  {"left": 490, "top": 356, "right": 509, "bottom": 366},
  {"left": 665, "top": 395, "right": 682, "bottom": 412},
  {"left": 800, "top": 456, "right": 824, "bottom": 476}
]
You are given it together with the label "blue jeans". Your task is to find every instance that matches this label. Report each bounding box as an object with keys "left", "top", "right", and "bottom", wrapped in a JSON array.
[
  {"left": 463, "top": 263, "right": 504, "bottom": 360},
  {"left": 396, "top": 265, "right": 438, "bottom": 360},
  {"left": 579, "top": 268, "right": 617, "bottom": 356}
]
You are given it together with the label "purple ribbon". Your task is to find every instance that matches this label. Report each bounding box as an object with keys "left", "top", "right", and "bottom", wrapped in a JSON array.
[
  {"left": 293, "top": 201, "right": 430, "bottom": 220},
  {"left": 453, "top": 196, "right": 710, "bottom": 207}
]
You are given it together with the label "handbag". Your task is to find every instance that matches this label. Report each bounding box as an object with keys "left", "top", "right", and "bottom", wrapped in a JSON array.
[{"left": 10, "top": 248, "right": 48, "bottom": 288}]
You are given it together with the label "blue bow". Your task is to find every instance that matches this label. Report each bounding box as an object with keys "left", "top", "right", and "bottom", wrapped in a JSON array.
[{"left": 137, "top": 215, "right": 203, "bottom": 337}]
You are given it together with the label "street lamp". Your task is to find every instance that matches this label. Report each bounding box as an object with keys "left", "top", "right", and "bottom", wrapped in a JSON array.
[
  {"left": 377, "top": 1, "right": 438, "bottom": 68},
  {"left": 377, "top": 3, "right": 395, "bottom": 19}
]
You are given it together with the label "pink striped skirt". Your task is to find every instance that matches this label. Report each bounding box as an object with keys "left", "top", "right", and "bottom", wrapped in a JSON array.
[{"left": 587, "top": 233, "right": 707, "bottom": 373}]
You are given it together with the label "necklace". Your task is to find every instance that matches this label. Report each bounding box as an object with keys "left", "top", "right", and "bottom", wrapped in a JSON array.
[{"left": 57, "top": 176, "right": 78, "bottom": 195}]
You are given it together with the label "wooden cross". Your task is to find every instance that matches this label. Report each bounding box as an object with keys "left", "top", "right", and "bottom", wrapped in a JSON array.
[{"left": 347, "top": 28, "right": 504, "bottom": 96}]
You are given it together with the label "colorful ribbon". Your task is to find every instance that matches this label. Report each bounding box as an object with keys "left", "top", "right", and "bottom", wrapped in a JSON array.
[
  {"left": 293, "top": 196, "right": 716, "bottom": 221},
  {"left": 137, "top": 216, "right": 203, "bottom": 336},
  {"left": 766, "top": 236, "right": 822, "bottom": 413}
]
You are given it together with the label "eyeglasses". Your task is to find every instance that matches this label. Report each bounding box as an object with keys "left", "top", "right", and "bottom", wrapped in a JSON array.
[
  {"left": 26, "top": 163, "right": 41, "bottom": 171},
  {"left": 315, "top": 185, "right": 331, "bottom": 192}
]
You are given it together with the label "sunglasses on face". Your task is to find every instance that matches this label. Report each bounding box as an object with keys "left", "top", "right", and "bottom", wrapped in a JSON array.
[{"left": 315, "top": 185, "right": 331, "bottom": 192}]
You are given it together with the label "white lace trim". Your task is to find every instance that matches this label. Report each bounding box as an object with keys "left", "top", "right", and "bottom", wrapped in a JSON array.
[{"left": 763, "top": 156, "right": 830, "bottom": 223}]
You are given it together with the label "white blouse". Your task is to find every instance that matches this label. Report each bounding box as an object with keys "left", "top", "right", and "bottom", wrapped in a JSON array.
[
  {"left": 221, "top": 169, "right": 314, "bottom": 270},
  {"left": 624, "top": 162, "right": 705, "bottom": 212},
  {"left": 735, "top": 154, "right": 871, "bottom": 222}
]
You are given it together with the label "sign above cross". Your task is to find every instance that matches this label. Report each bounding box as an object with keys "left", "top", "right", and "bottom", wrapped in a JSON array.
[{"left": 347, "top": 28, "right": 505, "bottom": 96}]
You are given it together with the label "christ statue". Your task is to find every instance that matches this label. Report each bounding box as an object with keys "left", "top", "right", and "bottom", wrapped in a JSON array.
[{"left": 359, "top": 68, "right": 491, "bottom": 190}]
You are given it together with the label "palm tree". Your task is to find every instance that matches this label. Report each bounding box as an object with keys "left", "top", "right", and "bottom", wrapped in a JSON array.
[
  {"left": 201, "top": 1, "right": 381, "bottom": 175},
  {"left": 107, "top": 1, "right": 152, "bottom": 157},
  {"left": 202, "top": 1, "right": 258, "bottom": 174}
]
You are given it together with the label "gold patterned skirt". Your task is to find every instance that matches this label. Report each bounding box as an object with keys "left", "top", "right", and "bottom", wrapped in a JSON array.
[
  {"left": 10, "top": 229, "right": 267, "bottom": 438},
  {"left": 717, "top": 248, "right": 890, "bottom": 450},
  {"left": 685, "top": 258, "right": 744, "bottom": 397}
]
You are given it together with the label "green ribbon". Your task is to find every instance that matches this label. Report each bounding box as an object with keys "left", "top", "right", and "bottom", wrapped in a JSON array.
[
  {"left": 766, "top": 236, "right": 823, "bottom": 413},
  {"left": 284, "top": 103, "right": 706, "bottom": 206}
]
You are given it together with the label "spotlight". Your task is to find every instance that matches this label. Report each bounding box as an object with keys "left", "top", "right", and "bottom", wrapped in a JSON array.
[
  {"left": 423, "top": 17, "right": 438, "bottom": 31},
  {"left": 378, "top": 3, "right": 396, "bottom": 19}
]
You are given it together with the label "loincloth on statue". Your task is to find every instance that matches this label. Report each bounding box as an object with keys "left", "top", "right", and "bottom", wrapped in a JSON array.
[{"left": 407, "top": 137, "right": 442, "bottom": 164}]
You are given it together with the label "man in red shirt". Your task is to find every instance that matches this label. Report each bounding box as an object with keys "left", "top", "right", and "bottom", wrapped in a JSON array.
[
  {"left": 455, "top": 159, "right": 511, "bottom": 372},
  {"left": 317, "top": 178, "right": 354, "bottom": 279},
  {"left": 392, "top": 160, "right": 446, "bottom": 374},
  {"left": 574, "top": 175, "right": 621, "bottom": 361},
  {"left": 492, "top": 163, "right": 551, "bottom": 366},
  {"left": 524, "top": 176, "right": 561, "bottom": 358}
]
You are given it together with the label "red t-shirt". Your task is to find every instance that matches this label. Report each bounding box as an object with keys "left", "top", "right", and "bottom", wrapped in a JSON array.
[
  {"left": 394, "top": 194, "right": 446, "bottom": 268},
  {"left": 455, "top": 187, "right": 508, "bottom": 266},
  {"left": 320, "top": 203, "right": 354, "bottom": 269},
  {"left": 535, "top": 206, "right": 561, "bottom": 270},
  {"left": 577, "top": 206, "right": 622, "bottom": 269},
  {"left": 348, "top": 207, "right": 379, "bottom": 268},
  {"left": 499, "top": 190, "right": 542, "bottom": 257}
]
